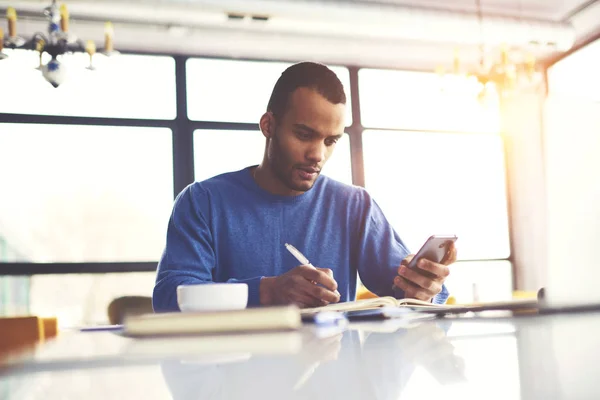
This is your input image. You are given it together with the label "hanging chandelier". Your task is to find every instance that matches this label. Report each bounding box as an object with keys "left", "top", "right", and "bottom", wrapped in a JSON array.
[
  {"left": 0, "top": 0, "right": 116, "bottom": 87},
  {"left": 437, "top": 0, "right": 545, "bottom": 102},
  {"left": 472, "top": 0, "right": 543, "bottom": 99}
]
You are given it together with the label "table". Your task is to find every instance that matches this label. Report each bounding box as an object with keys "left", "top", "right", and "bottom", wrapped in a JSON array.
[{"left": 1, "top": 311, "right": 599, "bottom": 400}]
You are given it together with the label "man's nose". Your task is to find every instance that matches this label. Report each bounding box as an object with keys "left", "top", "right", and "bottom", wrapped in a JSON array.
[{"left": 305, "top": 141, "right": 326, "bottom": 163}]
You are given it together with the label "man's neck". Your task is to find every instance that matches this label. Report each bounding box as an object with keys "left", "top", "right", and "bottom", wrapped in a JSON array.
[{"left": 253, "top": 163, "right": 304, "bottom": 197}]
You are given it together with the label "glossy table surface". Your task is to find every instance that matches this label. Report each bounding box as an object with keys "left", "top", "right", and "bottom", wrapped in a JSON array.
[{"left": 1, "top": 310, "right": 599, "bottom": 400}]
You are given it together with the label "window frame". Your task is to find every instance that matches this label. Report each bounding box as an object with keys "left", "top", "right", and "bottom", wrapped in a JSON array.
[{"left": 0, "top": 52, "right": 513, "bottom": 277}]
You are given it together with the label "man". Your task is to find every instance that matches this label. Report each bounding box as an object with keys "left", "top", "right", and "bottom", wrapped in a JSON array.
[{"left": 153, "top": 62, "right": 456, "bottom": 312}]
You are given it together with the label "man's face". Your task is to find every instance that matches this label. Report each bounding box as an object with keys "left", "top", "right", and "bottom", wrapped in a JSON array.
[{"left": 266, "top": 87, "right": 346, "bottom": 194}]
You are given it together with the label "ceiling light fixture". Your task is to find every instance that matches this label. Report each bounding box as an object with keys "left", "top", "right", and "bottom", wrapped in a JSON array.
[
  {"left": 0, "top": 0, "right": 117, "bottom": 87},
  {"left": 437, "top": 0, "right": 545, "bottom": 102}
]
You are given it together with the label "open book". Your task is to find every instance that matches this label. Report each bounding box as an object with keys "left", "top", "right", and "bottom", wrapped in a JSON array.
[
  {"left": 300, "top": 296, "right": 453, "bottom": 315},
  {"left": 300, "top": 297, "right": 539, "bottom": 316}
]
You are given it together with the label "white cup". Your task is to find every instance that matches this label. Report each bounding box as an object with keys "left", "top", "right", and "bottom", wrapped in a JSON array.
[{"left": 177, "top": 283, "right": 248, "bottom": 312}]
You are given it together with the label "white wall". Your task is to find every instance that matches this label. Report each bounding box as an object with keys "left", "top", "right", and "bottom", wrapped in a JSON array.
[{"left": 543, "top": 96, "right": 600, "bottom": 306}]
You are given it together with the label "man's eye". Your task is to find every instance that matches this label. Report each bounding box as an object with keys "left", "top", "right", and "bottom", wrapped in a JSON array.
[
  {"left": 296, "top": 132, "right": 311, "bottom": 140},
  {"left": 325, "top": 138, "right": 339, "bottom": 146}
]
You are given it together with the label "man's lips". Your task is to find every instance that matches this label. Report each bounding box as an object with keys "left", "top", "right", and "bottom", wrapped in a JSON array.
[
  {"left": 298, "top": 167, "right": 320, "bottom": 174},
  {"left": 296, "top": 166, "right": 320, "bottom": 180}
]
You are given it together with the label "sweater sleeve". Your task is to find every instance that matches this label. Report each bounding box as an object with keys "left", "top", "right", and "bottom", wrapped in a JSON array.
[
  {"left": 355, "top": 190, "right": 448, "bottom": 303},
  {"left": 152, "top": 184, "right": 264, "bottom": 312}
]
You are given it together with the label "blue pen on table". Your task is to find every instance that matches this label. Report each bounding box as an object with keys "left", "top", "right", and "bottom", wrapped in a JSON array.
[
  {"left": 284, "top": 243, "right": 341, "bottom": 297},
  {"left": 302, "top": 311, "right": 348, "bottom": 326},
  {"left": 80, "top": 324, "right": 123, "bottom": 332}
]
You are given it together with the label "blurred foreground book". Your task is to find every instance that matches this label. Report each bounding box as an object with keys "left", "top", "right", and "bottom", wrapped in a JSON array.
[{"left": 123, "top": 305, "right": 301, "bottom": 337}]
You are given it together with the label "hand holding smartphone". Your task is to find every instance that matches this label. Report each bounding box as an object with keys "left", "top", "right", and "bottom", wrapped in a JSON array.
[
  {"left": 393, "top": 234, "right": 458, "bottom": 298},
  {"left": 407, "top": 235, "right": 458, "bottom": 269}
]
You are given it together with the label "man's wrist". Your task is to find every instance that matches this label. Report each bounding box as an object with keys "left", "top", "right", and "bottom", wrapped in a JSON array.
[{"left": 259, "top": 276, "right": 275, "bottom": 305}]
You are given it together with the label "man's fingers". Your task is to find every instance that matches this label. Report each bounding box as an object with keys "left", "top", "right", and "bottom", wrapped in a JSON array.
[
  {"left": 441, "top": 242, "right": 457, "bottom": 265},
  {"left": 393, "top": 276, "right": 432, "bottom": 302},
  {"left": 291, "top": 274, "right": 340, "bottom": 304},
  {"left": 316, "top": 268, "right": 341, "bottom": 296},
  {"left": 317, "top": 267, "right": 334, "bottom": 278},
  {"left": 290, "top": 291, "right": 325, "bottom": 308},
  {"left": 401, "top": 255, "right": 415, "bottom": 267},
  {"left": 397, "top": 265, "right": 441, "bottom": 295},
  {"left": 297, "top": 265, "right": 338, "bottom": 291},
  {"left": 416, "top": 259, "right": 450, "bottom": 279},
  {"left": 303, "top": 283, "right": 341, "bottom": 304},
  {"left": 398, "top": 254, "right": 414, "bottom": 275}
]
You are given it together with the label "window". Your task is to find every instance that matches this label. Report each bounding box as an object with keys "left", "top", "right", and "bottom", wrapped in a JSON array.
[
  {"left": 359, "top": 69, "right": 500, "bottom": 133},
  {"left": 445, "top": 261, "right": 513, "bottom": 303},
  {"left": 0, "top": 50, "right": 176, "bottom": 119},
  {"left": 186, "top": 58, "right": 352, "bottom": 125},
  {"left": 322, "top": 133, "right": 352, "bottom": 185},
  {"left": 0, "top": 236, "right": 24, "bottom": 262},
  {"left": 0, "top": 51, "right": 517, "bottom": 323},
  {"left": 0, "top": 276, "right": 30, "bottom": 317},
  {"left": 29, "top": 272, "right": 156, "bottom": 327},
  {"left": 0, "top": 124, "right": 174, "bottom": 262},
  {"left": 193, "top": 130, "right": 266, "bottom": 182},
  {"left": 363, "top": 130, "right": 510, "bottom": 260},
  {"left": 194, "top": 130, "right": 352, "bottom": 185}
]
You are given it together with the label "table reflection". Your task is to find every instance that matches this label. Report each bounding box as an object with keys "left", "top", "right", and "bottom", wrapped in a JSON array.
[{"left": 160, "top": 321, "right": 467, "bottom": 400}]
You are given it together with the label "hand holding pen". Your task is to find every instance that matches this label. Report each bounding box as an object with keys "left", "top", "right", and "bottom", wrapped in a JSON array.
[
  {"left": 258, "top": 243, "right": 341, "bottom": 308},
  {"left": 285, "top": 243, "right": 341, "bottom": 294}
]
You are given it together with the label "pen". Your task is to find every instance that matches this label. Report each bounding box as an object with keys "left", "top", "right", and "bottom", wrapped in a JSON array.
[
  {"left": 302, "top": 311, "right": 348, "bottom": 326},
  {"left": 284, "top": 243, "right": 313, "bottom": 266},
  {"left": 285, "top": 243, "right": 340, "bottom": 296},
  {"left": 79, "top": 324, "right": 123, "bottom": 332}
]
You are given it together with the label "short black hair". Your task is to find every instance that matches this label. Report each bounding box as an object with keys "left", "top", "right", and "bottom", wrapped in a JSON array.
[{"left": 266, "top": 62, "right": 346, "bottom": 119}]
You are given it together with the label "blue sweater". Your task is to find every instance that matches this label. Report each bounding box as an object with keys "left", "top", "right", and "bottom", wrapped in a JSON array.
[{"left": 153, "top": 167, "right": 449, "bottom": 312}]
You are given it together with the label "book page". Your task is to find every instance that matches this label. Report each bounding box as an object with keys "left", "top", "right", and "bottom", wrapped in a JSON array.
[
  {"left": 396, "top": 298, "right": 445, "bottom": 306},
  {"left": 300, "top": 297, "right": 399, "bottom": 314}
]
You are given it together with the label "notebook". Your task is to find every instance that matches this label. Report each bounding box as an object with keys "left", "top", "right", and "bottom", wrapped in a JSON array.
[{"left": 123, "top": 305, "right": 301, "bottom": 337}]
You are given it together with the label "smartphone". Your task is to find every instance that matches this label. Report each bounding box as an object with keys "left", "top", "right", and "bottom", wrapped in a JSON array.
[{"left": 407, "top": 235, "right": 458, "bottom": 269}]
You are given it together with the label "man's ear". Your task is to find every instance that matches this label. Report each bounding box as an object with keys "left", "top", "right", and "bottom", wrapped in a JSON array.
[{"left": 259, "top": 112, "right": 275, "bottom": 139}]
